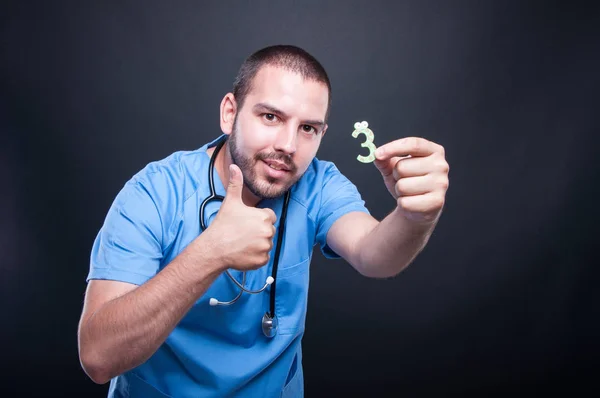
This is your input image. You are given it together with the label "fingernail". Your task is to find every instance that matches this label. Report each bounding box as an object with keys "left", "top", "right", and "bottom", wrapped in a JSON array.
[{"left": 375, "top": 148, "right": 383, "bottom": 157}]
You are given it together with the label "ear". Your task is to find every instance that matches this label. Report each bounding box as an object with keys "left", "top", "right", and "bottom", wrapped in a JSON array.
[
  {"left": 220, "top": 93, "right": 237, "bottom": 135},
  {"left": 321, "top": 124, "right": 328, "bottom": 137}
]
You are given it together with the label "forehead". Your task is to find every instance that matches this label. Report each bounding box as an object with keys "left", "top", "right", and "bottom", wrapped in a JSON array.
[{"left": 242, "top": 65, "right": 329, "bottom": 119}]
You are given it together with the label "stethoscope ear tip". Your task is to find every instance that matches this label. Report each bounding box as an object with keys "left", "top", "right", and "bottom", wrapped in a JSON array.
[
  {"left": 266, "top": 276, "right": 275, "bottom": 285},
  {"left": 209, "top": 298, "right": 218, "bottom": 306}
]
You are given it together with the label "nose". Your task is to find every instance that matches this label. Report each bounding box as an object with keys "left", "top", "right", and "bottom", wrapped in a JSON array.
[{"left": 273, "top": 124, "right": 297, "bottom": 155}]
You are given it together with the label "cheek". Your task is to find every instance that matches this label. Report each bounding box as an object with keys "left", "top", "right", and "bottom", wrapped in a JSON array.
[
  {"left": 296, "top": 141, "right": 320, "bottom": 169},
  {"left": 239, "top": 119, "right": 274, "bottom": 151},
  {"left": 235, "top": 122, "right": 265, "bottom": 154}
]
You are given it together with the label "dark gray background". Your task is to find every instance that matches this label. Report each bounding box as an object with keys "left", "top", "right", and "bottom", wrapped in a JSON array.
[{"left": 2, "top": 0, "right": 599, "bottom": 396}]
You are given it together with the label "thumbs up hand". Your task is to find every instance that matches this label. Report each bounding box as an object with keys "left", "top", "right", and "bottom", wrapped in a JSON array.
[{"left": 207, "top": 164, "right": 277, "bottom": 271}]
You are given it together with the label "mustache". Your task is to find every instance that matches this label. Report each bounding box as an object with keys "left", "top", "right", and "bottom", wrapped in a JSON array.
[{"left": 255, "top": 152, "right": 296, "bottom": 172}]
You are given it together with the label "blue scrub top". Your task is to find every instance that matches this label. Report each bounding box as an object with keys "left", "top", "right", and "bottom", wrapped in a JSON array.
[{"left": 88, "top": 134, "right": 370, "bottom": 397}]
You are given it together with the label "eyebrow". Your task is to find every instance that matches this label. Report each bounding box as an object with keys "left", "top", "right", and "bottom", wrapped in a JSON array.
[{"left": 253, "top": 102, "right": 325, "bottom": 128}]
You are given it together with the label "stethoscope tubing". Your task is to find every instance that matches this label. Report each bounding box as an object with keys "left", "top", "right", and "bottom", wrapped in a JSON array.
[{"left": 199, "top": 137, "right": 290, "bottom": 330}]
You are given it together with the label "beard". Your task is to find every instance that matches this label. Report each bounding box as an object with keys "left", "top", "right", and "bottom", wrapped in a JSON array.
[{"left": 228, "top": 119, "right": 301, "bottom": 200}]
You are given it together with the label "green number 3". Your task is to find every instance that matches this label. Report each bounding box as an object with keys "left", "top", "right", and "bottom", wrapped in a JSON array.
[{"left": 351, "top": 121, "right": 377, "bottom": 163}]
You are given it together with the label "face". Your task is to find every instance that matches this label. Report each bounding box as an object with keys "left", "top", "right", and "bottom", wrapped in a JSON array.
[{"left": 223, "top": 65, "right": 329, "bottom": 199}]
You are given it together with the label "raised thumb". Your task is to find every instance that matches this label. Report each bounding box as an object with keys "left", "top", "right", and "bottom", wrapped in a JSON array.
[{"left": 225, "top": 164, "right": 244, "bottom": 202}]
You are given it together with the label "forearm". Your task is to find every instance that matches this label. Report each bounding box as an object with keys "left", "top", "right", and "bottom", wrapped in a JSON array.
[
  {"left": 79, "top": 238, "right": 224, "bottom": 383},
  {"left": 356, "top": 207, "right": 439, "bottom": 278}
]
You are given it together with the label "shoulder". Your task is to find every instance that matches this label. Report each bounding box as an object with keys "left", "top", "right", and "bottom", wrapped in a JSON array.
[
  {"left": 294, "top": 157, "right": 342, "bottom": 188},
  {"left": 291, "top": 157, "right": 360, "bottom": 211},
  {"left": 294, "top": 156, "right": 356, "bottom": 191},
  {"left": 127, "top": 135, "right": 226, "bottom": 200},
  {"left": 124, "top": 146, "right": 210, "bottom": 205},
  {"left": 107, "top": 144, "right": 212, "bottom": 234}
]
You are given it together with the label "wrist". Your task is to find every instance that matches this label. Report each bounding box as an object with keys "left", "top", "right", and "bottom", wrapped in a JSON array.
[
  {"left": 186, "top": 232, "right": 228, "bottom": 276},
  {"left": 392, "top": 206, "right": 440, "bottom": 232}
]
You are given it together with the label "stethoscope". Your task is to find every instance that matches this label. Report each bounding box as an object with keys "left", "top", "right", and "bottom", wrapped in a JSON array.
[{"left": 199, "top": 137, "right": 290, "bottom": 338}]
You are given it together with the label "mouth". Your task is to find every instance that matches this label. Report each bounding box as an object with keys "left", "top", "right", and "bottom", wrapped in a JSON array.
[
  {"left": 263, "top": 159, "right": 291, "bottom": 172},
  {"left": 261, "top": 160, "right": 293, "bottom": 179}
]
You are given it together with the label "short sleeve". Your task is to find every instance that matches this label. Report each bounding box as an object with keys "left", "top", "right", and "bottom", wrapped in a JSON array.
[
  {"left": 87, "top": 178, "right": 164, "bottom": 285},
  {"left": 315, "top": 163, "right": 370, "bottom": 259}
]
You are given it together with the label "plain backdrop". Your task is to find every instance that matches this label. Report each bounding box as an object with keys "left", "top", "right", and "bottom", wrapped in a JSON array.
[{"left": 2, "top": 0, "right": 599, "bottom": 396}]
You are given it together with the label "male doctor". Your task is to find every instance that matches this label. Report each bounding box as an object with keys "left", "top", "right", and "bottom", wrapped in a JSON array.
[{"left": 78, "top": 44, "right": 449, "bottom": 397}]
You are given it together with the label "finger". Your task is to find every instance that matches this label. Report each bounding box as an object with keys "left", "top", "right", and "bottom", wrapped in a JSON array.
[
  {"left": 395, "top": 175, "right": 432, "bottom": 197},
  {"left": 262, "top": 224, "right": 276, "bottom": 242},
  {"left": 373, "top": 156, "right": 400, "bottom": 178},
  {"left": 398, "top": 192, "right": 445, "bottom": 213},
  {"left": 392, "top": 156, "right": 431, "bottom": 179},
  {"left": 224, "top": 164, "right": 244, "bottom": 203},
  {"left": 394, "top": 152, "right": 450, "bottom": 179},
  {"left": 262, "top": 208, "right": 277, "bottom": 224},
  {"left": 375, "top": 137, "right": 443, "bottom": 160}
]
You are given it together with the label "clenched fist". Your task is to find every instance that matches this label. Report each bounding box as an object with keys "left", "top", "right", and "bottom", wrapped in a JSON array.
[
  {"left": 206, "top": 164, "right": 277, "bottom": 271},
  {"left": 374, "top": 137, "right": 449, "bottom": 224}
]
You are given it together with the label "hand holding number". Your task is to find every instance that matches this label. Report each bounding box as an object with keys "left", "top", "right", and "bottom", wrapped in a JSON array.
[
  {"left": 373, "top": 137, "right": 449, "bottom": 223},
  {"left": 208, "top": 164, "right": 277, "bottom": 270}
]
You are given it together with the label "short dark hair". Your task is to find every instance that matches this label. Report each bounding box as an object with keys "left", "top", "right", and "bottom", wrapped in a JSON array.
[{"left": 232, "top": 45, "right": 332, "bottom": 122}]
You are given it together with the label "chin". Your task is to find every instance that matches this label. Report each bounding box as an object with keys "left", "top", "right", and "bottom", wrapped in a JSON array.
[
  {"left": 256, "top": 184, "right": 290, "bottom": 200},
  {"left": 252, "top": 177, "right": 295, "bottom": 199}
]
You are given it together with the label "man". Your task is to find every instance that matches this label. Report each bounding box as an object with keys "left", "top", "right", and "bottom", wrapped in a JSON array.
[{"left": 78, "top": 44, "right": 449, "bottom": 397}]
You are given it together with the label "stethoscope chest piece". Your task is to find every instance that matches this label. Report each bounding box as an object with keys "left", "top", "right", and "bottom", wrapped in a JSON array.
[{"left": 262, "top": 312, "right": 278, "bottom": 338}]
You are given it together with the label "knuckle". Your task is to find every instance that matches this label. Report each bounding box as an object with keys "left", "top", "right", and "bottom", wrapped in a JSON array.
[
  {"left": 252, "top": 252, "right": 269, "bottom": 267},
  {"left": 263, "top": 224, "right": 272, "bottom": 236},
  {"left": 264, "top": 209, "right": 276, "bottom": 223},
  {"left": 437, "top": 159, "right": 449, "bottom": 173},
  {"left": 259, "top": 237, "right": 271, "bottom": 248},
  {"left": 398, "top": 196, "right": 410, "bottom": 209},
  {"left": 438, "top": 178, "right": 449, "bottom": 190},
  {"left": 396, "top": 179, "right": 405, "bottom": 191},
  {"left": 394, "top": 180, "right": 403, "bottom": 196},
  {"left": 408, "top": 137, "right": 421, "bottom": 152},
  {"left": 393, "top": 159, "right": 402, "bottom": 176},
  {"left": 431, "top": 195, "right": 445, "bottom": 209}
]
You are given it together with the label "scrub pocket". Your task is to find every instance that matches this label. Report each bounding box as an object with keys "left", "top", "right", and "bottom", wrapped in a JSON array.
[
  {"left": 274, "top": 258, "right": 310, "bottom": 335},
  {"left": 281, "top": 357, "right": 304, "bottom": 397},
  {"left": 109, "top": 372, "right": 172, "bottom": 397}
]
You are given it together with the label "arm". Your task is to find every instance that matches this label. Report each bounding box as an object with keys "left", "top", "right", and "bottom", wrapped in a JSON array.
[
  {"left": 327, "top": 137, "right": 449, "bottom": 278},
  {"left": 326, "top": 210, "right": 439, "bottom": 278},
  {"left": 78, "top": 164, "right": 276, "bottom": 384},
  {"left": 78, "top": 234, "right": 224, "bottom": 384}
]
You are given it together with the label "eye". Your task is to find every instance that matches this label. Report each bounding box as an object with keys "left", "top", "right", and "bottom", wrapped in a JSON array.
[
  {"left": 301, "top": 125, "right": 316, "bottom": 134},
  {"left": 263, "top": 113, "right": 278, "bottom": 122}
]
